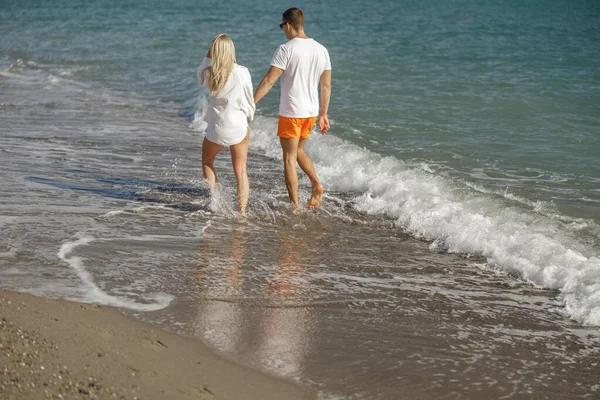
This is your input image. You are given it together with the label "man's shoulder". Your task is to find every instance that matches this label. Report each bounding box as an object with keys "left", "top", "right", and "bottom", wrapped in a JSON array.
[
  {"left": 271, "top": 42, "right": 289, "bottom": 58},
  {"left": 283, "top": 38, "right": 328, "bottom": 55},
  {"left": 276, "top": 41, "right": 292, "bottom": 50},
  {"left": 289, "top": 38, "right": 325, "bottom": 46},
  {"left": 306, "top": 39, "right": 329, "bottom": 56},
  {"left": 310, "top": 38, "right": 327, "bottom": 48}
]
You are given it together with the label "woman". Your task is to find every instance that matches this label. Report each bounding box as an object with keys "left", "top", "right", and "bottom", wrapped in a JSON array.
[{"left": 198, "top": 34, "right": 255, "bottom": 216}]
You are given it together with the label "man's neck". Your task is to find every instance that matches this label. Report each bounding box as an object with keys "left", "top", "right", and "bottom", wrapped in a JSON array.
[{"left": 290, "top": 29, "right": 309, "bottom": 39}]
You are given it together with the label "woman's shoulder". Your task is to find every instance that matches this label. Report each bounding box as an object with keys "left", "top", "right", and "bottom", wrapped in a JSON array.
[
  {"left": 234, "top": 63, "right": 249, "bottom": 71},
  {"left": 234, "top": 64, "right": 252, "bottom": 78}
]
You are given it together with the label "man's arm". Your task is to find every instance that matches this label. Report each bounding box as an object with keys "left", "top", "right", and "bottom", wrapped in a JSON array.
[
  {"left": 254, "top": 66, "right": 284, "bottom": 104},
  {"left": 318, "top": 69, "right": 332, "bottom": 134}
]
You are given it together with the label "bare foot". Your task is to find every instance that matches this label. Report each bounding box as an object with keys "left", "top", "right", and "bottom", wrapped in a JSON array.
[
  {"left": 239, "top": 202, "right": 247, "bottom": 217},
  {"left": 307, "top": 183, "right": 324, "bottom": 209}
]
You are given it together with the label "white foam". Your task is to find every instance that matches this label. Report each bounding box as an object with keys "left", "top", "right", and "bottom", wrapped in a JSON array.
[
  {"left": 0, "top": 215, "right": 18, "bottom": 228},
  {"left": 99, "top": 205, "right": 178, "bottom": 218},
  {"left": 238, "top": 113, "right": 600, "bottom": 326},
  {"left": 189, "top": 96, "right": 208, "bottom": 132},
  {"left": 0, "top": 247, "right": 18, "bottom": 259},
  {"left": 100, "top": 210, "right": 126, "bottom": 217},
  {"left": 58, "top": 236, "right": 173, "bottom": 311},
  {"left": 115, "top": 233, "right": 205, "bottom": 242}
]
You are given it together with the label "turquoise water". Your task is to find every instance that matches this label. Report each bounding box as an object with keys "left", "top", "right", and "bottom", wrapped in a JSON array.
[
  {"left": 3, "top": 0, "right": 599, "bottom": 222},
  {"left": 2, "top": 0, "right": 600, "bottom": 398}
]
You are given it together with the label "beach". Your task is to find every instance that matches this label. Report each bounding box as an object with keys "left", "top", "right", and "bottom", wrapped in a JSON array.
[{"left": 0, "top": 289, "right": 312, "bottom": 400}]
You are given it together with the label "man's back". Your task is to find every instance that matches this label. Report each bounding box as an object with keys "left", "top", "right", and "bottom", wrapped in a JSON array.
[
  {"left": 253, "top": 7, "right": 331, "bottom": 210},
  {"left": 270, "top": 38, "right": 331, "bottom": 118}
]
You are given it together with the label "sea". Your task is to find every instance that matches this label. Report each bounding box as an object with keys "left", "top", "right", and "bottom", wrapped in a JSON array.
[{"left": 1, "top": 0, "right": 599, "bottom": 398}]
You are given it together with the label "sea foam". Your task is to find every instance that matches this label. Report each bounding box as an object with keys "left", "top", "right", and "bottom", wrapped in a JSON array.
[
  {"left": 228, "top": 113, "right": 600, "bottom": 326},
  {"left": 58, "top": 237, "right": 173, "bottom": 311}
]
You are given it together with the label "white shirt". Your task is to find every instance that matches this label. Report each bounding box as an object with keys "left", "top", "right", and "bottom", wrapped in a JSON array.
[
  {"left": 270, "top": 38, "right": 331, "bottom": 118},
  {"left": 197, "top": 57, "right": 255, "bottom": 146}
]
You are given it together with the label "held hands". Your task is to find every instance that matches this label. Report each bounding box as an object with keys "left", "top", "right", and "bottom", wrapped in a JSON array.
[{"left": 318, "top": 115, "right": 330, "bottom": 135}]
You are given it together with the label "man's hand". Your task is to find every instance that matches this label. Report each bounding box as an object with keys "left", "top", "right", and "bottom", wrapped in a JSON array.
[
  {"left": 318, "top": 115, "right": 330, "bottom": 134},
  {"left": 318, "top": 70, "right": 331, "bottom": 134}
]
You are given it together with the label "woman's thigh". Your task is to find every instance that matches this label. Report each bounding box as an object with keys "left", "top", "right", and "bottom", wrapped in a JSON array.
[
  {"left": 230, "top": 129, "right": 250, "bottom": 172},
  {"left": 202, "top": 137, "right": 224, "bottom": 163}
]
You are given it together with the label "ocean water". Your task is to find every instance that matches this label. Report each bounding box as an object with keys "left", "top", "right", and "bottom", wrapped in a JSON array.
[{"left": 1, "top": 0, "right": 600, "bottom": 398}]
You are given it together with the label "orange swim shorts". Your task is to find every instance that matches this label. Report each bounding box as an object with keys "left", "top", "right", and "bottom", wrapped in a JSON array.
[{"left": 277, "top": 116, "right": 317, "bottom": 139}]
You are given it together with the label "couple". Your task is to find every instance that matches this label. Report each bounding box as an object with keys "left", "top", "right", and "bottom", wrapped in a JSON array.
[{"left": 197, "top": 8, "right": 332, "bottom": 216}]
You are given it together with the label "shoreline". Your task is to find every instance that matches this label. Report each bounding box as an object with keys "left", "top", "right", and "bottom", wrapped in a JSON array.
[{"left": 0, "top": 290, "right": 314, "bottom": 400}]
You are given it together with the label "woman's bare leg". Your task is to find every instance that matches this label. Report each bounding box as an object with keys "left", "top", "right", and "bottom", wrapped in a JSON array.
[
  {"left": 230, "top": 130, "right": 250, "bottom": 216},
  {"left": 202, "top": 137, "right": 224, "bottom": 186}
]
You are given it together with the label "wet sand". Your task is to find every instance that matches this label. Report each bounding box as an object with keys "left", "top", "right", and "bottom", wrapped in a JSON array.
[{"left": 0, "top": 290, "right": 313, "bottom": 400}]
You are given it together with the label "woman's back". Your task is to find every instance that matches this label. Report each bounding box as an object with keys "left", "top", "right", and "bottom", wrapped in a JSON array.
[
  {"left": 198, "top": 59, "right": 254, "bottom": 146},
  {"left": 198, "top": 33, "right": 254, "bottom": 216}
]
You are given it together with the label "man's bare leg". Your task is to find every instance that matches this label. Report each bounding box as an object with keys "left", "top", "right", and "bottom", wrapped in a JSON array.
[
  {"left": 279, "top": 137, "right": 301, "bottom": 211},
  {"left": 298, "top": 137, "right": 324, "bottom": 208}
]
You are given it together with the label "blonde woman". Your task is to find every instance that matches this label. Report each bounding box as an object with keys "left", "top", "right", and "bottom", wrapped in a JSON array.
[{"left": 197, "top": 34, "right": 255, "bottom": 216}]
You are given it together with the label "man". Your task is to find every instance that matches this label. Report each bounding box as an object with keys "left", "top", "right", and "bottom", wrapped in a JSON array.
[{"left": 254, "top": 7, "right": 332, "bottom": 211}]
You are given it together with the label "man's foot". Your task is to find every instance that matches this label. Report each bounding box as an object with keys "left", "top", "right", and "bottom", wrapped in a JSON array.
[{"left": 307, "top": 183, "right": 324, "bottom": 209}]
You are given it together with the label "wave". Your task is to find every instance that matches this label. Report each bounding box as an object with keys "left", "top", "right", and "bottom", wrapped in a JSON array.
[{"left": 192, "top": 101, "right": 600, "bottom": 326}]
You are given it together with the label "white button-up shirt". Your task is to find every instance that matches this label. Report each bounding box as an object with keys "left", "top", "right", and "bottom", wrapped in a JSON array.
[{"left": 197, "top": 57, "right": 255, "bottom": 146}]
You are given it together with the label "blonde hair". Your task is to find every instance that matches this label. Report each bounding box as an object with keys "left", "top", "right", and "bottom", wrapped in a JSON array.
[{"left": 202, "top": 34, "right": 236, "bottom": 95}]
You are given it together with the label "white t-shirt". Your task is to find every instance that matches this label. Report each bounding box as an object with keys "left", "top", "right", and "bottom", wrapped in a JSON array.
[
  {"left": 270, "top": 38, "right": 331, "bottom": 118},
  {"left": 197, "top": 57, "right": 255, "bottom": 146}
]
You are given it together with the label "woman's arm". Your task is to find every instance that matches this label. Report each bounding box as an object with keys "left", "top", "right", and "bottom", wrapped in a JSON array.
[
  {"left": 197, "top": 49, "right": 213, "bottom": 87},
  {"left": 243, "top": 69, "right": 255, "bottom": 123}
]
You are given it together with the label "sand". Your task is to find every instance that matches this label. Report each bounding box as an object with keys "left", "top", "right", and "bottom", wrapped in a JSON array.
[{"left": 0, "top": 290, "right": 313, "bottom": 400}]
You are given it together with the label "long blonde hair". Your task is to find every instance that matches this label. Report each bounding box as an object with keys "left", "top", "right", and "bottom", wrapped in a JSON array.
[{"left": 202, "top": 34, "right": 236, "bottom": 95}]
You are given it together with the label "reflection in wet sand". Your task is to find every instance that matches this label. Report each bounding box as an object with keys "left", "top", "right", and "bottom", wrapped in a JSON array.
[
  {"left": 193, "top": 223, "right": 316, "bottom": 379},
  {"left": 187, "top": 215, "right": 600, "bottom": 400},
  {"left": 256, "top": 229, "right": 316, "bottom": 376},
  {"left": 193, "top": 226, "right": 247, "bottom": 354}
]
